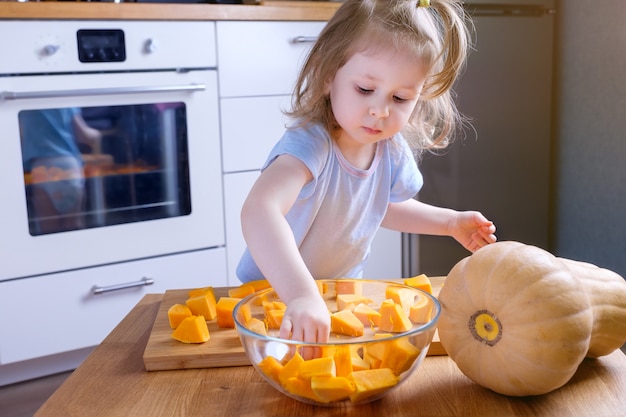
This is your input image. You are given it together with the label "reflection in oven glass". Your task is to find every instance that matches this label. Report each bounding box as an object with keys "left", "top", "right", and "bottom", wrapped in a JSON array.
[{"left": 19, "top": 103, "right": 192, "bottom": 236}]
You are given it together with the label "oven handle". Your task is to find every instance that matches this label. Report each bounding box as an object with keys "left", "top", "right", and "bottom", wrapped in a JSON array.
[
  {"left": 0, "top": 83, "right": 206, "bottom": 101},
  {"left": 91, "top": 277, "right": 155, "bottom": 295}
]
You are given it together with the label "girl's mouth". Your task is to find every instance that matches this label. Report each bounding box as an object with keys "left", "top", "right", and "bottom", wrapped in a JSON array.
[{"left": 363, "top": 126, "right": 382, "bottom": 135}]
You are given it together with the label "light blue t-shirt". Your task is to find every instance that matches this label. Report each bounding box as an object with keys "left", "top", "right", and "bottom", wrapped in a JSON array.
[{"left": 236, "top": 123, "right": 423, "bottom": 282}]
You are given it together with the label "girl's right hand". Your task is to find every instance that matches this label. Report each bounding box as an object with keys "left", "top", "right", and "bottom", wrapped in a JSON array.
[{"left": 279, "top": 294, "right": 331, "bottom": 344}]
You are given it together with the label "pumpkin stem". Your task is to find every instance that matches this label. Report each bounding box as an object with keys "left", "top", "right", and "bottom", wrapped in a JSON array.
[{"left": 469, "top": 310, "right": 502, "bottom": 346}]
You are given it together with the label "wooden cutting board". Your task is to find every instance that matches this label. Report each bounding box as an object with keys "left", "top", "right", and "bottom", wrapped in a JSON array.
[{"left": 143, "top": 277, "right": 446, "bottom": 372}]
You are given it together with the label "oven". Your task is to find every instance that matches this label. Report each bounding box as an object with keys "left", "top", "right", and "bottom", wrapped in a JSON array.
[{"left": 0, "top": 21, "right": 225, "bottom": 281}]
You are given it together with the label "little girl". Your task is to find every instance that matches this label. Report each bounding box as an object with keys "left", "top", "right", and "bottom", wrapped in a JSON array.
[{"left": 237, "top": 0, "right": 497, "bottom": 343}]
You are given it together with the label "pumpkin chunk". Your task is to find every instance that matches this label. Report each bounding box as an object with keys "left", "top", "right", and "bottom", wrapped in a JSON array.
[
  {"left": 278, "top": 352, "right": 305, "bottom": 386},
  {"left": 348, "top": 368, "right": 399, "bottom": 403},
  {"left": 284, "top": 376, "right": 321, "bottom": 402},
  {"left": 257, "top": 355, "right": 283, "bottom": 384},
  {"left": 403, "top": 274, "right": 433, "bottom": 294},
  {"left": 171, "top": 316, "right": 210, "bottom": 344},
  {"left": 385, "top": 286, "right": 416, "bottom": 313},
  {"left": 318, "top": 280, "right": 336, "bottom": 299},
  {"left": 409, "top": 293, "right": 431, "bottom": 324},
  {"left": 311, "top": 376, "right": 356, "bottom": 403},
  {"left": 246, "top": 317, "right": 268, "bottom": 336},
  {"left": 262, "top": 300, "right": 287, "bottom": 329},
  {"left": 350, "top": 354, "right": 371, "bottom": 372},
  {"left": 331, "top": 309, "right": 365, "bottom": 337},
  {"left": 353, "top": 303, "right": 381, "bottom": 327},
  {"left": 216, "top": 297, "right": 241, "bottom": 328},
  {"left": 262, "top": 300, "right": 287, "bottom": 314},
  {"left": 298, "top": 357, "right": 336, "bottom": 379},
  {"left": 379, "top": 337, "right": 421, "bottom": 375},
  {"left": 247, "top": 279, "right": 272, "bottom": 292},
  {"left": 238, "top": 302, "right": 253, "bottom": 326},
  {"left": 336, "top": 280, "right": 363, "bottom": 295},
  {"left": 351, "top": 353, "right": 371, "bottom": 372},
  {"left": 265, "top": 309, "right": 285, "bottom": 330},
  {"left": 332, "top": 345, "right": 353, "bottom": 377},
  {"left": 185, "top": 291, "right": 217, "bottom": 321},
  {"left": 229, "top": 279, "right": 272, "bottom": 299},
  {"left": 228, "top": 284, "right": 256, "bottom": 299},
  {"left": 187, "top": 286, "right": 216, "bottom": 298},
  {"left": 379, "top": 299, "right": 413, "bottom": 333},
  {"left": 336, "top": 294, "right": 372, "bottom": 311},
  {"left": 363, "top": 334, "right": 391, "bottom": 369},
  {"left": 167, "top": 303, "right": 192, "bottom": 329}
]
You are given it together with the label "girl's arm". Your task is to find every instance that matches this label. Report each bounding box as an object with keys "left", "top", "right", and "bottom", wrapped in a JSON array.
[
  {"left": 381, "top": 199, "right": 497, "bottom": 253},
  {"left": 241, "top": 154, "right": 330, "bottom": 343}
]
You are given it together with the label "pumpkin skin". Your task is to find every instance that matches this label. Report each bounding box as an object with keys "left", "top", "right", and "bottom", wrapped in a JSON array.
[
  {"left": 437, "top": 241, "right": 593, "bottom": 396},
  {"left": 559, "top": 257, "right": 626, "bottom": 358}
]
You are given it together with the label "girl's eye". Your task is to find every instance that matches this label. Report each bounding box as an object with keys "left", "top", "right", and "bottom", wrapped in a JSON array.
[
  {"left": 356, "top": 86, "right": 373, "bottom": 95},
  {"left": 393, "top": 96, "right": 408, "bottom": 103}
]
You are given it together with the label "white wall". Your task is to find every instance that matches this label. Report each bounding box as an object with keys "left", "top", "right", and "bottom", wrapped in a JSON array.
[{"left": 553, "top": 0, "right": 626, "bottom": 277}]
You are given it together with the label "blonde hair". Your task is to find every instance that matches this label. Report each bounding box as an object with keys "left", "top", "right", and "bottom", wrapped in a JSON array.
[{"left": 287, "top": 0, "right": 472, "bottom": 156}]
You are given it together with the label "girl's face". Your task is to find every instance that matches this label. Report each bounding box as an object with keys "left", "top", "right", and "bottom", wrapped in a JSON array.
[{"left": 328, "top": 47, "right": 427, "bottom": 150}]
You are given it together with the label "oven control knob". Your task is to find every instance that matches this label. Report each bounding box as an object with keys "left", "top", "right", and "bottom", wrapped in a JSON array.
[
  {"left": 42, "top": 44, "right": 60, "bottom": 56},
  {"left": 144, "top": 38, "right": 157, "bottom": 54}
]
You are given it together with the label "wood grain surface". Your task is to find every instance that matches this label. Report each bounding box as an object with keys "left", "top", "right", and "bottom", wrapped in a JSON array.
[
  {"left": 0, "top": 1, "right": 341, "bottom": 21},
  {"left": 143, "top": 278, "right": 446, "bottom": 371}
]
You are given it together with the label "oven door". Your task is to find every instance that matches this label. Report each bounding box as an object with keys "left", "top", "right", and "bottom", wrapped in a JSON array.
[{"left": 0, "top": 69, "right": 224, "bottom": 280}]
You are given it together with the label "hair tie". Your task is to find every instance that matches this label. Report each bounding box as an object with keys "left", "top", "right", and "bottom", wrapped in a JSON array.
[{"left": 418, "top": 0, "right": 430, "bottom": 7}]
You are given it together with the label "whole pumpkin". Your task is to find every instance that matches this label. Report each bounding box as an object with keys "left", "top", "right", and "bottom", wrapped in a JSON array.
[{"left": 437, "top": 241, "right": 594, "bottom": 396}]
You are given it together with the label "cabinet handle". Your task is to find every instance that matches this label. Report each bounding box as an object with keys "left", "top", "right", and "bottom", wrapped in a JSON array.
[
  {"left": 291, "top": 36, "right": 318, "bottom": 44},
  {"left": 92, "top": 277, "right": 154, "bottom": 295}
]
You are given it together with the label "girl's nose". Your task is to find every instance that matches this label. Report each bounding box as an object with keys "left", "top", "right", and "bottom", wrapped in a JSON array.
[{"left": 369, "top": 100, "right": 389, "bottom": 118}]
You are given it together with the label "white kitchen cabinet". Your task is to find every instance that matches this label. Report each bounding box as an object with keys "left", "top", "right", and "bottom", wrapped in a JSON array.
[
  {"left": 216, "top": 21, "right": 326, "bottom": 97},
  {"left": 223, "top": 171, "right": 259, "bottom": 285},
  {"left": 0, "top": 249, "right": 227, "bottom": 365},
  {"left": 221, "top": 95, "right": 291, "bottom": 173}
]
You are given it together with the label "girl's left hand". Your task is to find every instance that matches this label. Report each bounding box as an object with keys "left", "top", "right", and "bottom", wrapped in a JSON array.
[{"left": 452, "top": 211, "right": 497, "bottom": 253}]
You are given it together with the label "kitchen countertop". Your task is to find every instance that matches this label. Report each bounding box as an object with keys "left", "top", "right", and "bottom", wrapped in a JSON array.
[
  {"left": 35, "top": 291, "right": 626, "bottom": 417},
  {"left": 0, "top": 1, "right": 340, "bottom": 21}
]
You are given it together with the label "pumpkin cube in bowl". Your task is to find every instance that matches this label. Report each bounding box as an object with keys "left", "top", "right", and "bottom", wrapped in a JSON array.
[{"left": 233, "top": 279, "right": 440, "bottom": 406}]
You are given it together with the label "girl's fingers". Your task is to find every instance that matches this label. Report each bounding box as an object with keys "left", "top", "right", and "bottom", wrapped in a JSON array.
[{"left": 279, "top": 318, "right": 293, "bottom": 340}]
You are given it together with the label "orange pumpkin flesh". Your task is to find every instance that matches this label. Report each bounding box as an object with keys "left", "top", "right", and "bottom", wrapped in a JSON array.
[{"left": 171, "top": 278, "right": 437, "bottom": 403}]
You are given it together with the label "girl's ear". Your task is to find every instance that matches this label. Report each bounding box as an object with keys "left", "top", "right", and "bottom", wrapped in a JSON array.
[{"left": 323, "top": 79, "right": 331, "bottom": 95}]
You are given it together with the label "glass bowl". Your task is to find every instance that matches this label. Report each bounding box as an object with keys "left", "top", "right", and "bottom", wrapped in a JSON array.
[{"left": 233, "top": 279, "right": 440, "bottom": 406}]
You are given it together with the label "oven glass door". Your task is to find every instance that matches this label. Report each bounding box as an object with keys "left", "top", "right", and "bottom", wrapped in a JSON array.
[
  {"left": 1, "top": 70, "right": 224, "bottom": 280},
  {"left": 20, "top": 102, "right": 191, "bottom": 236}
]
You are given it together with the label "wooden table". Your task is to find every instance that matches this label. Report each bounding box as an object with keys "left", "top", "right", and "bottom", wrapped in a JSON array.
[{"left": 35, "top": 293, "right": 626, "bottom": 417}]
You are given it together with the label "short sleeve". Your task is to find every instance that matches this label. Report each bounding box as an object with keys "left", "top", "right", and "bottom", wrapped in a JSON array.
[
  {"left": 262, "top": 124, "right": 332, "bottom": 199},
  {"left": 388, "top": 137, "right": 423, "bottom": 203}
]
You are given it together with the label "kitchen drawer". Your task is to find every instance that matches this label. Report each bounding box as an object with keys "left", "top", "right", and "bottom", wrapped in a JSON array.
[
  {"left": 221, "top": 95, "right": 291, "bottom": 172},
  {"left": 0, "top": 249, "right": 226, "bottom": 364},
  {"left": 217, "top": 21, "right": 324, "bottom": 97}
]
